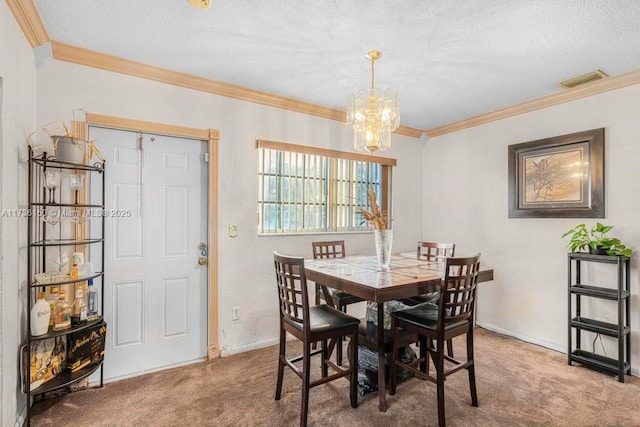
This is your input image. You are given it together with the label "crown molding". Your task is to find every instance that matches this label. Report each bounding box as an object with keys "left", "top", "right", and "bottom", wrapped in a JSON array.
[
  {"left": 7, "top": 2, "right": 639, "bottom": 142},
  {"left": 395, "top": 125, "right": 423, "bottom": 138},
  {"left": 50, "top": 42, "right": 422, "bottom": 139},
  {"left": 5, "top": 0, "right": 49, "bottom": 47},
  {"left": 426, "top": 68, "right": 640, "bottom": 138}
]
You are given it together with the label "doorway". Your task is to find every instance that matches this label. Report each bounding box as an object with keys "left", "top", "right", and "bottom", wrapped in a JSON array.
[{"left": 89, "top": 126, "right": 209, "bottom": 380}]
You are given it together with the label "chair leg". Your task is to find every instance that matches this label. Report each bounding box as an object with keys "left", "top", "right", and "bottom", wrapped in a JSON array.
[
  {"left": 350, "top": 327, "right": 359, "bottom": 408},
  {"left": 337, "top": 304, "right": 344, "bottom": 366},
  {"left": 389, "top": 319, "right": 399, "bottom": 395},
  {"left": 321, "top": 339, "right": 329, "bottom": 378},
  {"left": 419, "top": 336, "right": 428, "bottom": 374},
  {"left": 312, "top": 285, "right": 321, "bottom": 351},
  {"left": 435, "top": 338, "right": 447, "bottom": 427},
  {"left": 467, "top": 329, "right": 478, "bottom": 407},
  {"left": 275, "top": 327, "right": 286, "bottom": 400},
  {"left": 446, "top": 339, "right": 454, "bottom": 358},
  {"left": 301, "top": 341, "right": 311, "bottom": 427}
]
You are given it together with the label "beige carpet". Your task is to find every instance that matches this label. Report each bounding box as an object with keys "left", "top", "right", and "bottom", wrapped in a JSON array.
[{"left": 31, "top": 328, "right": 640, "bottom": 426}]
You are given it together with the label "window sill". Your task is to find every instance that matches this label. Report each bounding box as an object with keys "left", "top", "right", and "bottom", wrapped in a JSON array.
[{"left": 257, "top": 230, "right": 374, "bottom": 237}]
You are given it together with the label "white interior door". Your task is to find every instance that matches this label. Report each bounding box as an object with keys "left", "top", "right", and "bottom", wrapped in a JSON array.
[{"left": 89, "top": 127, "right": 208, "bottom": 381}]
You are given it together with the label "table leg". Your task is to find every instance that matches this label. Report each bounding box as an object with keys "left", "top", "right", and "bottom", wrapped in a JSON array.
[{"left": 376, "top": 302, "right": 388, "bottom": 412}]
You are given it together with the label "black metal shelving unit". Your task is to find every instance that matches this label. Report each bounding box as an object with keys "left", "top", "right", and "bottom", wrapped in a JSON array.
[
  {"left": 23, "top": 148, "right": 106, "bottom": 425},
  {"left": 567, "top": 252, "right": 631, "bottom": 382}
]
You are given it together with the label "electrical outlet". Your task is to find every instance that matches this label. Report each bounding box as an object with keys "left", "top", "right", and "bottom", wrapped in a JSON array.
[
  {"left": 232, "top": 306, "right": 241, "bottom": 321},
  {"left": 229, "top": 224, "right": 238, "bottom": 238}
]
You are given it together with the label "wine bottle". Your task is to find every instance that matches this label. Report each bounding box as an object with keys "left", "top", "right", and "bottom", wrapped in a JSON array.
[{"left": 71, "top": 288, "right": 88, "bottom": 326}]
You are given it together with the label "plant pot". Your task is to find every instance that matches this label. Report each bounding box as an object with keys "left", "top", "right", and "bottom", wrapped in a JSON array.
[
  {"left": 588, "top": 246, "right": 609, "bottom": 255},
  {"left": 374, "top": 229, "right": 393, "bottom": 267},
  {"left": 54, "top": 136, "right": 87, "bottom": 164}
]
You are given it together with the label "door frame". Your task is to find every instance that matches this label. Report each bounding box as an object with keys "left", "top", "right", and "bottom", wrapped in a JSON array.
[{"left": 76, "top": 113, "right": 220, "bottom": 359}]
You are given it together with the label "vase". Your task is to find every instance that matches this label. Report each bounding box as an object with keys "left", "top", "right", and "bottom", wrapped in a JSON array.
[
  {"left": 588, "top": 246, "right": 609, "bottom": 255},
  {"left": 54, "top": 136, "right": 86, "bottom": 164},
  {"left": 374, "top": 229, "right": 393, "bottom": 267}
]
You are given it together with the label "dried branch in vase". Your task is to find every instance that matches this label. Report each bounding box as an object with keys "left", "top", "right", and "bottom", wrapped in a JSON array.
[
  {"left": 28, "top": 119, "right": 104, "bottom": 161},
  {"left": 359, "top": 187, "right": 389, "bottom": 230}
]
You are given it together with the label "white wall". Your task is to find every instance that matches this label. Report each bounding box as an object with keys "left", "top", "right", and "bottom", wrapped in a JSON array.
[
  {"left": 0, "top": 2, "right": 37, "bottom": 425},
  {"left": 423, "top": 84, "right": 640, "bottom": 372},
  {"left": 36, "top": 60, "right": 424, "bottom": 356}
]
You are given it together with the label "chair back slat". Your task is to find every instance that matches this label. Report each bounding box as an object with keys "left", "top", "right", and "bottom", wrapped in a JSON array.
[
  {"left": 440, "top": 254, "right": 481, "bottom": 326},
  {"left": 274, "top": 252, "right": 309, "bottom": 331},
  {"left": 417, "top": 241, "right": 455, "bottom": 262},
  {"left": 312, "top": 240, "right": 346, "bottom": 259}
]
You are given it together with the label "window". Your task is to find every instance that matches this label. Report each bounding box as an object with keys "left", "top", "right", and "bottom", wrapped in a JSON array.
[{"left": 258, "top": 140, "right": 396, "bottom": 234}]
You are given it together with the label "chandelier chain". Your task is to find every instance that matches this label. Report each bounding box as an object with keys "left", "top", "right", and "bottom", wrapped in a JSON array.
[{"left": 371, "top": 56, "right": 375, "bottom": 91}]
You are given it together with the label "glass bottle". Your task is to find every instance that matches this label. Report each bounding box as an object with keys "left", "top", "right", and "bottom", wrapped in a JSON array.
[
  {"left": 87, "top": 278, "right": 98, "bottom": 316},
  {"left": 70, "top": 262, "right": 79, "bottom": 280},
  {"left": 71, "top": 288, "right": 88, "bottom": 326},
  {"left": 53, "top": 289, "right": 71, "bottom": 331},
  {"left": 46, "top": 285, "right": 59, "bottom": 328},
  {"left": 71, "top": 252, "right": 85, "bottom": 274},
  {"left": 31, "top": 291, "right": 51, "bottom": 336}
]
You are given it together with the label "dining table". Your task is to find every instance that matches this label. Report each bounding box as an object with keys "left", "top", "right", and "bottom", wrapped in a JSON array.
[{"left": 304, "top": 254, "right": 494, "bottom": 412}]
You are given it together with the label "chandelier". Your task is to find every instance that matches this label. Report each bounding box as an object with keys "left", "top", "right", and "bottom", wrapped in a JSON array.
[{"left": 346, "top": 51, "right": 399, "bottom": 153}]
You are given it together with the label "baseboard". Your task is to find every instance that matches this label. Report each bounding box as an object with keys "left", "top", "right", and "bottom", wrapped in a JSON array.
[
  {"left": 476, "top": 321, "right": 566, "bottom": 353},
  {"left": 477, "top": 321, "right": 638, "bottom": 377},
  {"left": 15, "top": 403, "right": 27, "bottom": 427},
  {"left": 220, "top": 337, "right": 280, "bottom": 357}
]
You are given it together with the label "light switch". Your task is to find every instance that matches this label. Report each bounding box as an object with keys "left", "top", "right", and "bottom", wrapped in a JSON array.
[{"left": 229, "top": 224, "right": 238, "bottom": 237}]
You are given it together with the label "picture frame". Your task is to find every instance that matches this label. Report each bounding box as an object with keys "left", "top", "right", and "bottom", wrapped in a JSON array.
[{"left": 508, "top": 128, "right": 604, "bottom": 218}]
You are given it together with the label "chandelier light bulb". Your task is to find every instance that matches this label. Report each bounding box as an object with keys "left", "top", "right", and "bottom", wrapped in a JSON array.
[{"left": 366, "top": 130, "right": 374, "bottom": 142}]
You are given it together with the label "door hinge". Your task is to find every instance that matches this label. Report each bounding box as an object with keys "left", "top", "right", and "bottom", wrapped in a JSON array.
[{"left": 203, "top": 153, "right": 210, "bottom": 163}]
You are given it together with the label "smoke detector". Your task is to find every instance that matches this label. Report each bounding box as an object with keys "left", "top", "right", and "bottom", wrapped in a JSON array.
[
  {"left": 560, "top": 70, "right": 609, "bottom": 89},
  {"left": 188, "top": 0, "right": 211, "bottom": 9}
]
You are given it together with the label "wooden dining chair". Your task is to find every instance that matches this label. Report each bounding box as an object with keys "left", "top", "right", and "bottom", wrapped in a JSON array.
[
  {"left": 273, "top": 252, "right": 359, "bottom": 427},
  {"left": 413, "top": 241, "right": 456, "bottom": 303},
  {"left": 401, "top": 242, "right": 456, "bottom": 356},
  {"left": 312, "top": 240, "right": 363, "bottom": 365},
  {"left": 418, "top": 241, "right": 455, "bottom": 261},
  {"left": 389, "top": 253, "right": 481, "bottom": 427}
]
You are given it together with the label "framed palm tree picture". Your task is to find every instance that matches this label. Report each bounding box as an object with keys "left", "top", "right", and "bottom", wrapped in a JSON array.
[{"left": 508, "top": 128, "right": 604, "bottom": 218}]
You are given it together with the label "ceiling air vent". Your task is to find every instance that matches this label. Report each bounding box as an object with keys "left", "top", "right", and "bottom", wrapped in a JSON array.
[{"left": 560, "top": 70, "right": 609, "bottom": 89}]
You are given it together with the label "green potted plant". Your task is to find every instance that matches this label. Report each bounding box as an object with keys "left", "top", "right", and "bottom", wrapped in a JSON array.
[{"left": 562, "top": 223, "right": 632, "bottom": 256}]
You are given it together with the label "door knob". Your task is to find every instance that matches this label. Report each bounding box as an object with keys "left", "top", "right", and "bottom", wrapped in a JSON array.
[{"left": 198, "top": 242, "right": 208, "bottom": 265}]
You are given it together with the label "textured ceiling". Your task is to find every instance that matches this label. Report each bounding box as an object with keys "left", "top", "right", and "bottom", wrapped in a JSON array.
[{"left": 33, "top": 0, "right": 640, "bottom": 131}]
